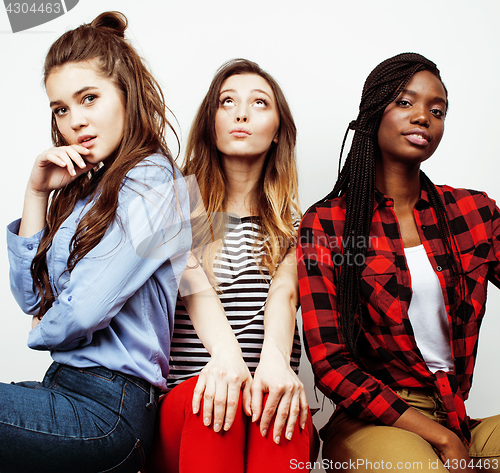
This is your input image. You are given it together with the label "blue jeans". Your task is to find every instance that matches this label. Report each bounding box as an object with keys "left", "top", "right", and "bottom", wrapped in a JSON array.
[{"left": 0, "top": 362, "right": 159, "bottom": 473}]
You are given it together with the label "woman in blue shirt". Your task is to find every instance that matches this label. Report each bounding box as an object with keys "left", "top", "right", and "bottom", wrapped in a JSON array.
[{"left": 0, "top": 11, "right": 190, "bottom": 473}]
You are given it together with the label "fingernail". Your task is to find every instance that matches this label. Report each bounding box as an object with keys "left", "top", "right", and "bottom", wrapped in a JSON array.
[
  {"left": 214, "top": 423, "right": 220, "bottom": 432},
  {"left": 224, "top": 423, "right": 230, "bottom": 431},
  {"left": 274, "top": 436, "right": 280, "bottom": 444},
  {"left": 261, "top": 429, "right": 267, "bottom": 438},
  {"left": 286, "top": 431, "right": 292, "bottom": 440},
  {"left": 192, "top": 407, "right": 198, "bottom": 414},
  {"left": 71, "top": 170, "right": 76, "bottom": 176},
  {"left": 301, "top": 423, "right": 306, "bottom": 430},
  {"left": 203, "top": 417, "right": 210, "bottom": 426},
  {"left": 252, "top": 414, "right": 257, "bottom": 422}
]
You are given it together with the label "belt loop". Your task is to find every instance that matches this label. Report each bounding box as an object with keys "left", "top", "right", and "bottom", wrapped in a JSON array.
[
  {"left": 146, "top": 384, "right": 155, "bottom": 409},
  {"left": 146, "top": 384, "right": 156, "bottom": 410}
]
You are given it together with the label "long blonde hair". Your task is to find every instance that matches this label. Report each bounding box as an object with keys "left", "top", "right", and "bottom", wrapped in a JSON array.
[{"left": 183, "top": 59, "right": 300, "bottom": 278}]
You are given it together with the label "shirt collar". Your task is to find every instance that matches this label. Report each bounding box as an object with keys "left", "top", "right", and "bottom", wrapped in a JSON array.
[{"left": 373, "top": 185, "right": 433, "bottom": 212}]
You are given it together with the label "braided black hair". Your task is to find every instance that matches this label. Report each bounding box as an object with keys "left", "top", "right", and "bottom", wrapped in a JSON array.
[{"left": 322, "top": 52, "right": 465, "bottom": 359}]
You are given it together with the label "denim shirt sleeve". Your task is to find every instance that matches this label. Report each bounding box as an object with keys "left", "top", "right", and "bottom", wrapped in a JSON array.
[
  {"left": 7, "top": 220, "right": 45, "bottom": 315},
  {"left": 14, "top": 158, "right": 190, "bottom": 351}
]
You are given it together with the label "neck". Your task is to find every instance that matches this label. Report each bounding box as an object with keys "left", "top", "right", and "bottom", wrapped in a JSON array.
[
  {"left": 221, "top": 153, "right": 265, "bottom": 217},
  {"left": 375, "top": 160, "right": 421, "bottom": 211}
]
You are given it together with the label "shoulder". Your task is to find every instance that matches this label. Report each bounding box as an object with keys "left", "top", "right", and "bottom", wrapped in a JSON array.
[
  {"left": 436, "top": 184, "right": 498, "bottom": 215},
  {"left": 123, "top": 153, "right": 179, "bottom": 186},
  {"left": 117, "top": 154, "right": 188, "bottom": 214},
  {"left": 299, "top": 195, "right": 346, "bottom": 234},
  {"left": 119, "top": 153, "right": 186, "bottom": 197},
  {"left": 291, "top": 211, "right": 302, "bottom": 231}
]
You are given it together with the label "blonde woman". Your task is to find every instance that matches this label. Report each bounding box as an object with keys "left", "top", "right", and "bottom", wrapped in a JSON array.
[{"left": 145, "top": 59, "right": 315, "bottom": 473}]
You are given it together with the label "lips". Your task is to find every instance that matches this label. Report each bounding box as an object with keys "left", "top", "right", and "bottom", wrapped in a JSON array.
[
  {"left": 78, "top": 135, "right": 96, "bottom": 148},
  {"left": 230, "top": 127, "right": 251, "bottom": 138},
  {"left": 403, "top": 128, "right": 430, "bottom": 146}
]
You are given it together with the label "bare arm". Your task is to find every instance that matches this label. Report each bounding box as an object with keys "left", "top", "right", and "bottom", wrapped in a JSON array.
[
  {"left": 393, "top": 408, "right": 476, "bottom": 472},
  {"left": 19, "top": 145, "right": 91, "bottom": 237},
  {"left": 251, "top": 248, "right": 309, "bottom": 444},
  {"left": 179, "top": 255, "right": 252, "bottom": 432}
]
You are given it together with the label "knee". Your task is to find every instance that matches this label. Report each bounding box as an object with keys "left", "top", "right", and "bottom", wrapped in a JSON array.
[
  {"left": 323, "top": 425, "right": 439, "bottom": 471},
  {"left": 157, "top": 377, "right": 200, "bottom": 421}
]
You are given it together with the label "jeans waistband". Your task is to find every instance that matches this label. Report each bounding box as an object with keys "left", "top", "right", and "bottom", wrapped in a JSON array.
[
  {"left": 117, "top": 372, "right": 160, "bottom": 410},
  {"left": 67, "top": 364, "right": 160, "bottom": 410},
  {"left": 117, "top": 371, "right": 151, "bottom": 392}
]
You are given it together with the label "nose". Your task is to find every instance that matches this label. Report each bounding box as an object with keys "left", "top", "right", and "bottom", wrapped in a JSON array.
[
  {"left": 70, "top": 109, "right": 89, "bottom": 130},
  {"left": 410, "top": 105, "right": 430, "bottom": 128},
  {"left": 235, "top": 104, "right": 248, "bottom": 123}
]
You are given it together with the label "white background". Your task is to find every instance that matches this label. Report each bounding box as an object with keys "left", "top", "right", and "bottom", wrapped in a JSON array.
[{"left": 1, "top": 0, "right": 500, "bottom": 466}]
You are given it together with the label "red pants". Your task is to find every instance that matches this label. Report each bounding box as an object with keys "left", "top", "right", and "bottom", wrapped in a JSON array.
[{"left": 144, "top": 376, "right": 316, "bottom": 472}]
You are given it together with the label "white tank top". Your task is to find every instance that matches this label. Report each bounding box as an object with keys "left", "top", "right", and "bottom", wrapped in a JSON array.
[{"left": 404, "top": 244, "right": 454, "bottom": 373}]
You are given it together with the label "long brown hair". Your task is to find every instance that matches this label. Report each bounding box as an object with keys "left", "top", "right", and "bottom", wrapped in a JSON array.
[
  {"left": 32, "top": 11, "right": 178, "bottom": 318},
  {"left": 183, "top": 58, "right": 300, "bottom": 278}
]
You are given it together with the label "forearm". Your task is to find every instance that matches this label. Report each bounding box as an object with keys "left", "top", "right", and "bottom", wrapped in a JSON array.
[
  {"left": 262, "top": 250, "right": 298, "bottom": 360},
  {"left": 393, "top": 407, "right": 450, "bottom": 447},
  {"left": 181, "top": 265, "right": 242, "bottom": 358},
  {"left": 19, "top": 186, "right": 49, "bottom": 238},
  {"left": 182, "top": 263, "right": 253, "bottom": 428},
  {"left": 392, "top": 406, "right": 474, "bottom": 472},
  {"left": 393, "top": 407, "right": 477, "bottom": 472},
  {"left": 262, "top": 287, "right": 296, "bottom": 360}
]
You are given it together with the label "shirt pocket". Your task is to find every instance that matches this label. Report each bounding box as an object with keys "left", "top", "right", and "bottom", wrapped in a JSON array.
[
  {"left": 459, "top": 245, "right": 491, "bottom": 275},
  {"left": 456, "top": 245, "right": 492, "bottom": 323},
  {"left": 360, "top": 253, "right": 403, "bottom": 326}
]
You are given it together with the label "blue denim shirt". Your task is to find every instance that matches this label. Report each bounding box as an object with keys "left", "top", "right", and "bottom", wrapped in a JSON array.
[{"left": 7, "top": 154, "right": 191, "bottom": 390}]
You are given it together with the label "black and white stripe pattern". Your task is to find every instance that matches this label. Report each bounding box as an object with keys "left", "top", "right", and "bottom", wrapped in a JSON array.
[{"left": 168, "top": 215, "right": 301, "bottom": 390}]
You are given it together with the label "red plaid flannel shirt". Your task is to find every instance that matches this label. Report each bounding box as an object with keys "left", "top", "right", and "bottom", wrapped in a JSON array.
[{"left": 297, "top": 185, "right": 500, "bottom": 443}]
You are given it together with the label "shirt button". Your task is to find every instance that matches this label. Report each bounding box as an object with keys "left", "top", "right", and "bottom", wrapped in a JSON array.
[
  {"left": 421, "top": 225, "right": 426, "bottom": 230},
  {"left": 68, "top": 296, "right": 73, "bottom": 302},
  {"left": 436, "top": 266, "right": 443, "bottom": 272},
  {"left": 27, "top": 244, "right": 33, "bottom": 251}
]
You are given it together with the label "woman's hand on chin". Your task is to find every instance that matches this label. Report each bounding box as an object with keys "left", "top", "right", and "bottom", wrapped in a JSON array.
[
  {"left": 250, "top": 342, "right": 308, "bottom": 444},
  {"left": 192, "top": 349, "right": 252, "bottom": 433},
  {"left": 28, "top": 145, "right": 92, "bottom": 195}
]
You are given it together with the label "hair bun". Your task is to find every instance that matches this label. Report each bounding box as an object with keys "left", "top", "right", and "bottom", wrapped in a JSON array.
[{"left": 90, "top": 11, "right": 127, "bottom": 38}]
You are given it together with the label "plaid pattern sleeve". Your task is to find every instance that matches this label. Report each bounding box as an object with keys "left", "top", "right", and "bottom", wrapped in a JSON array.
[
  {"left": 298, "top": 187, "right": 500, "bottom": 442},
  {"left": 485, "top": 194, "right": 500, "bottom": 286},
  {"left": 297, "top": 203, "right": 409, "bottom": 426}
]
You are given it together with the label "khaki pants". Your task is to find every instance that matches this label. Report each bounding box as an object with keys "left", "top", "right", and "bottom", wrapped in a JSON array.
[{"left": 322, "top": 388, "right": 500, "bottom": 472}]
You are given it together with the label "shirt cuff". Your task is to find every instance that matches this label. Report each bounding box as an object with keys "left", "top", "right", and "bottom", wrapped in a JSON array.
[
  {"left": 367, "top": 388, "right": 410, "bottom": 425},
  {"left": 7, "top": 219, "right": 45, "bottom": 258},
  {"left": 27, "top": 324, "right": 48, "bottom": 351}
]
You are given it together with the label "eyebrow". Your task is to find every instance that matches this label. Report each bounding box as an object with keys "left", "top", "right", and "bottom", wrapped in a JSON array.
[
  {"left": 400, "top": 88, "right": 448, "bottom": 107},
  {"left": 219, "top": 88, "right": 272, "bottom": 98},
  {"left": 49, "top": 86, "right": 98, "bottom": 108}
]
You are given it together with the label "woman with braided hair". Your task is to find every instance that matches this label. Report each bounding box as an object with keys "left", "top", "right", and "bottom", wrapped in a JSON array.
[{"left": 297, "top": 52, "right": 500, "bottom": 472}]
